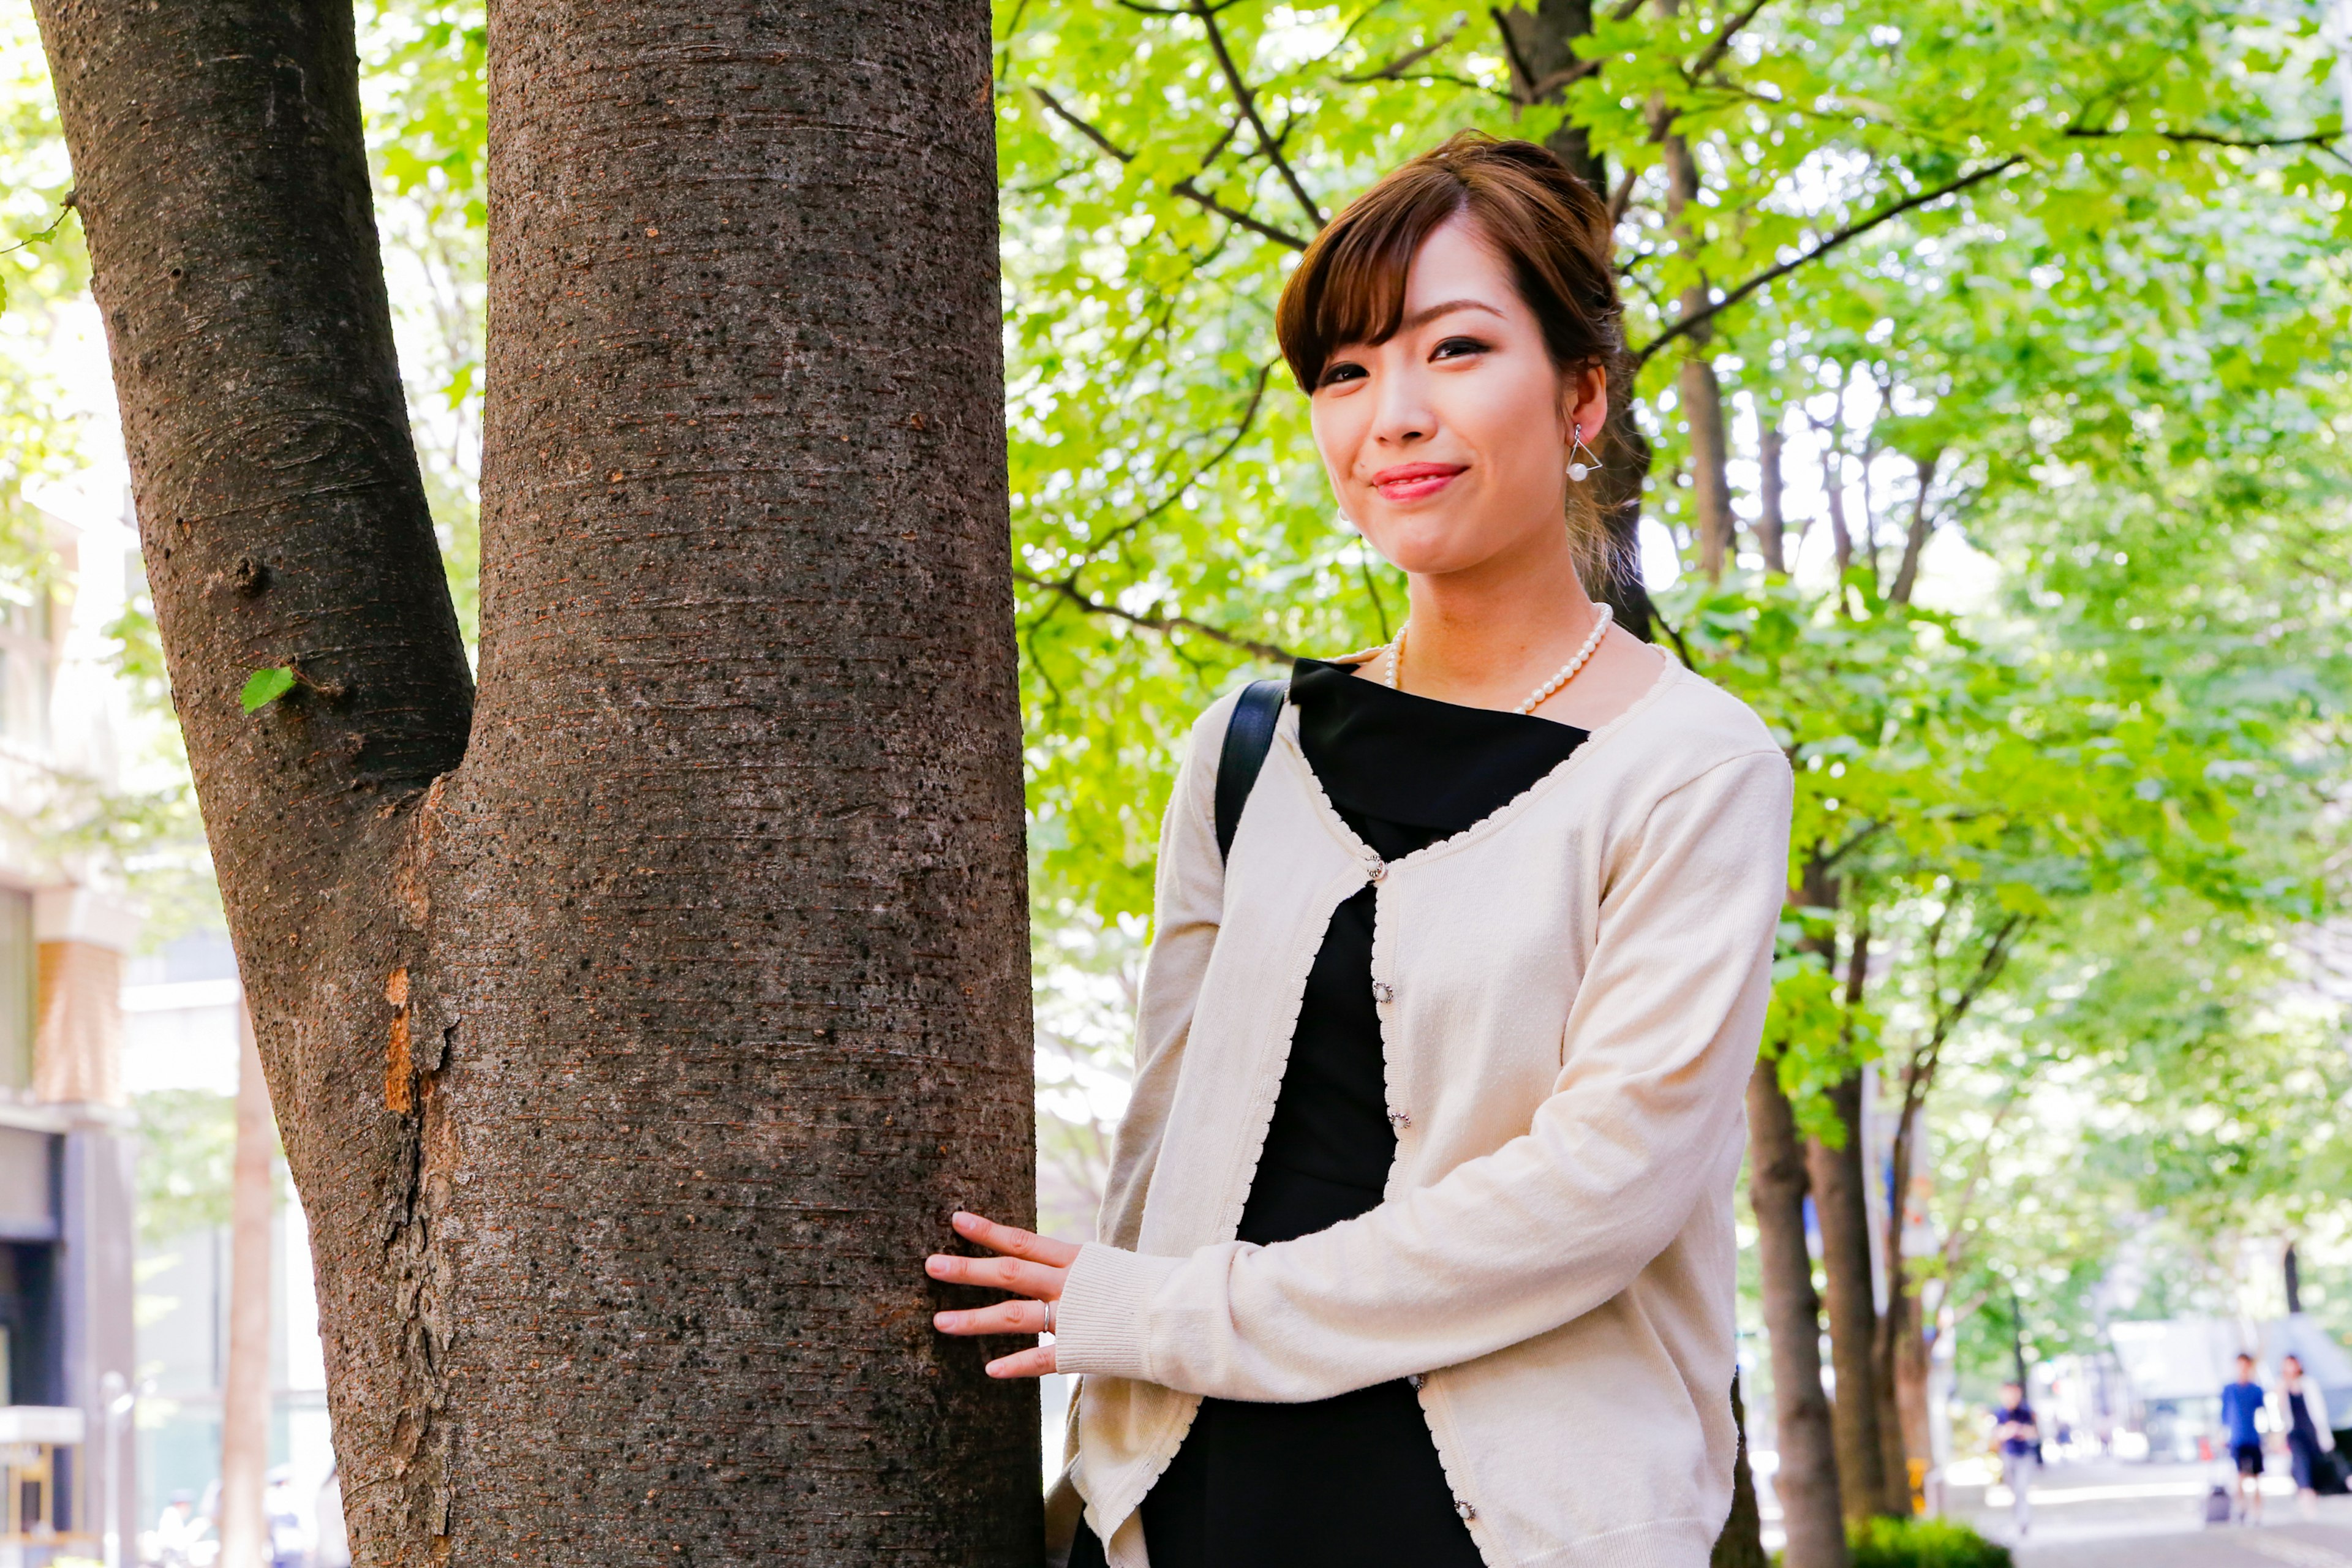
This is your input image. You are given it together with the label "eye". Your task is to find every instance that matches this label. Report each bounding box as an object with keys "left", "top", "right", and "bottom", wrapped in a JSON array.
[
  {"left": 1431, "top": 335, "right": 1490, "bottom": 361},
  {"left": 1317, "top": 359, "right": 1368, "bottom": 390}
]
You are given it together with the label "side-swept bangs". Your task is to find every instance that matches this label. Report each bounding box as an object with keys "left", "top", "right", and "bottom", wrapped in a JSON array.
[{"left": 1275, "top": 133, "right": 1622, "bottom": 394}]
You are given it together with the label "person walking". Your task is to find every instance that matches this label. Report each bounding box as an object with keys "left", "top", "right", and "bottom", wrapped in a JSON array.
[
  {"left": 2222, "top": 1351, "right": 2270, "bottom": 1523},
  {"left": 1994, "top": 1382, "right": 2041, "bottom": 1538},
  {"left": 2281, "top": 1353, "right": 2340, "bottom": 1518},
  {"left": 921, "top": 132, "right": 1795, "bottom": 1568}
]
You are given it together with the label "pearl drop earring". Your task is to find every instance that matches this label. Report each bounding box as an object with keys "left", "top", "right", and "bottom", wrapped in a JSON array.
[{"left": 1566, "top": 430, "right": 1603, "bottom": 483}]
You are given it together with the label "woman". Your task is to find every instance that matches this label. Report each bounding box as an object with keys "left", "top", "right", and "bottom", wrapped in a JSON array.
[
  {"left": 2283, "top": 1353, "right": 2341, "bottom": 1517},
  {"left": 926, "top": 133, "right": 1793, "bottom": 1567}
]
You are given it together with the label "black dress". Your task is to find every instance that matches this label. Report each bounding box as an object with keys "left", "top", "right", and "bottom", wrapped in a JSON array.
[{"left": 1071, "top": 658, "right": 1589, "bottom": 1568}]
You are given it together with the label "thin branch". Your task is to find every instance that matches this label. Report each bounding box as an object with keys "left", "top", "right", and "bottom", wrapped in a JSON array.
[
  {"left": 1494, "top": 0, "right": 1645, "bottom": 106},
  {"left": 1030, "top": 86, "right": 1313, "bottom": 249},
  {"left": 1193, "top": 0, "right": 1327, "bottom": 230},
  {"left": 2063, "top": 124, "right": 2347, "bottom": 154},
  {"left": 1089, "top": 361, "right": 1278, "bottom": 552},
  {"left": 1815, "top": 818, "right": 1885, "bottom": 871},
  {"left": 1632, "top": 155, "right": 2023, "bottom": 366},
  {"left": 1686, "top": 0, "right": 1772, "bottom": 80},
  {"left": 0, "top": 192, "right": 77, "bottom": 257},
  {"left": 1170, "top": 179, "right": 1314, "bottom": 249},
  {"left": 1014, "top": 570, "right": 1294, "bottom": 662},
  {"left": 1607, "top": 163, "right": 1642, "bottom": 224},
  {"left": 1488, "top": 7, "right": 1541, "bottom": 102},
  {"left": 1335, "top": 20, "right": 1463, "bottom": 83},
  {"left": 1030, "top": 85, "right": 1134, "bottom": 162}
]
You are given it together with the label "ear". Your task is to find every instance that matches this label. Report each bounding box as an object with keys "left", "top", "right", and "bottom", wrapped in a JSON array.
[{"left": 1561, "top": 363, "right": 1609, "bottom": 444}]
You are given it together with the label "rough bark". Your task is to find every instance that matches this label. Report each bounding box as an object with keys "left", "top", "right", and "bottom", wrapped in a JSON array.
[
  {"left": 1755, "top": 418, "right": 1787, "bottom": 575},
  {"left": 1746, "top": 1061, "right": 1848, "bottom": 1568},
  {"left": 37, "top": 1, "right": 1036, "bottom": 1564},
  {"left": 1807, "top": 1071, "right": 1893, "bottom": 1523},
  {"left": 220, "top": 1005, "right": 274, "bottom": 1568}
]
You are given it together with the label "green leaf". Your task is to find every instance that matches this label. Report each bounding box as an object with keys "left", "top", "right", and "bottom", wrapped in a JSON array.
[{"left": 240, "top": 666, "right": 298, "bottom": 713}]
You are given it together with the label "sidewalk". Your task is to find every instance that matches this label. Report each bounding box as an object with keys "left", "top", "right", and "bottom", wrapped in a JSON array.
[{"left": 1952, "top": 1457, "right": 2352, "bottom": 1566}]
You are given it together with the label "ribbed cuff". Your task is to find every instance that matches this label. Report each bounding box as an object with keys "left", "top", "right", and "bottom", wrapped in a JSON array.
[{"left": 1050, "top": 1243, "right": 1178, "bottom": 1381}]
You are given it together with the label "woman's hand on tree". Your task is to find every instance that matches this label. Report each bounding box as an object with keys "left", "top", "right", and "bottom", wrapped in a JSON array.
[{"left": 927, "top": 1210, "right": 1078, "bottom": 1378}]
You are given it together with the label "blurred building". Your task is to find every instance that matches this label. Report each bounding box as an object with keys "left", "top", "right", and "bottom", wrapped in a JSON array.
[
  {"left": 0, "top": 482, "right": 339, "bottom": 1562},
  {"left": 0, "top": 495, "right": 145, "bottom": 1563},
  {"left": 122, "top": 929, "right": 334, "bottom": 1547}
]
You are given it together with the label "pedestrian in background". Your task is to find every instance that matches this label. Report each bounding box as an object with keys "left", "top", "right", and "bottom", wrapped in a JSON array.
[
  {"left": 2280, "top": 1353, "right": 2339, "bottom": 1519},
  {"left": 2222, "top": 1351, "right": 2269, "bottom": 1523},
  {"left": 1994, "top": 1381, "right": 2040, "bottom": 1538}
]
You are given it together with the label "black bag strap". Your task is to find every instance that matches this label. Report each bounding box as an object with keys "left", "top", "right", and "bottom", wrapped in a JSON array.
[{"left": 1213, "top": 679, "right": 1289, "bottom": 862}]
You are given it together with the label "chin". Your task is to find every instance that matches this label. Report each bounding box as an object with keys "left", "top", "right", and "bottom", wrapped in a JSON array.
[{"left": 1366, "top": 517, "right": 1498, "bottom": 577}]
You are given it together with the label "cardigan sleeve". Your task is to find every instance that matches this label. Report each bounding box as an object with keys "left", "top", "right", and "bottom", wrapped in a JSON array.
[
  {"left": 1051, "top": 745, "right": 1795, "bottom": 1401},
  {"left": 1091, "top": 695, "right": 1235, "bottom": 1251}
]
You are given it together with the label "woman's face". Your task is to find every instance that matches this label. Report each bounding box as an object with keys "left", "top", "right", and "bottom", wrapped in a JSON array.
[{"left": 1309, "top": 214, "right": 1605, "bottom": 579}]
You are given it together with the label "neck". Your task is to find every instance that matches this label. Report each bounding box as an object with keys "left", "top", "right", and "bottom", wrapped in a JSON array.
[{"left": 1396, "top": 522, "right": 1600, "bottom": 705}]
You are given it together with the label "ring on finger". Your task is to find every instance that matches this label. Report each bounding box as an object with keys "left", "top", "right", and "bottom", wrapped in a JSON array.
[{"left": 1042, "top": 1299, "right": 1057, "bottom": 1335}]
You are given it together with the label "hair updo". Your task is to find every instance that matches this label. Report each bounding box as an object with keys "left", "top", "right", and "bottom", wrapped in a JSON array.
[{"left": 1274, "top": 132, "right": 1626, "bottom": 586}]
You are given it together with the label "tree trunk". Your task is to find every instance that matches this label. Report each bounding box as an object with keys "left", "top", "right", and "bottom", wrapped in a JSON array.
[
  {"left": 1807, "top": 1071, "right": 1894, "bottom": 1523},
  {"left": 36, "top": 2, "right": 1036, "bottom": 1564},
  {"left": 1502, "top": 0, "right": 1607, "bottom": 198},
  {"left": 1885, "top": 453, "right": 1937, "bottom": 607},
  {"left": 1654, "top": 71, "right": 1732, "bottom": 579},
  {"left": 1747, "top": 1061, "right": 1848, "bottom": 1568},
  {"left": 1510, "top": 1, "right": 1661, "bottom": 642},
  {"left": 1893, "top": 1286, "right": 1933, "bottom": 1491},
  {"left": 1873, "top": 1303, "right": 1913, "bottom": 1516},
  {"left": 220, "top": 1002, "right": 273, "bottom": 1568},
  {"left": 1756, "top": 418, "right": 1787, "bottom": 576}
]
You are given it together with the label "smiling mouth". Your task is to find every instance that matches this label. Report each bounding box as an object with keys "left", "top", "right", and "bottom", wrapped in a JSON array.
[{"left": 1372, "top": 463, "right": 1466, "bottom": 502}]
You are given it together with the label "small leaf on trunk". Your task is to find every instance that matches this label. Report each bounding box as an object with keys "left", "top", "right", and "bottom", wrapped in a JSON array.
[{"left": 240, "top": 666, "right": 298, "bottom": 712}]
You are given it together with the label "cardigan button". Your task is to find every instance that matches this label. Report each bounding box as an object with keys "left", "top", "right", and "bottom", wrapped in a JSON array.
[
  {"left": 1366, "top": 858, "right": 1387, "bottom": 883},
  {"left": 1455, "top": 1501, "right": 1477, "bottom": 1523},
  {"left": 1408, "top": 1373, "right": 1426, "bottom": 1390},
  {"left": 1371, "top": 981, "right": 1395, "bottom": 1005},
  {"left": 1387, "top": 1109, "right": 1411, "bottom": 1129}
]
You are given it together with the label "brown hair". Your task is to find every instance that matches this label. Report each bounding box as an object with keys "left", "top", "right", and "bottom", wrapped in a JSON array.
[
  {"left": 1275, "top": 133, "right": 1625, "bottom": 583},
  {"left": 1275, "top": 132, "right": 1623, "bottom": 394}
]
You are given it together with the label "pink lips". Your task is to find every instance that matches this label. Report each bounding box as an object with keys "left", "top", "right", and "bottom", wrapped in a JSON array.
[{"left": 1370, "top": 461, "right": 1467, "bottom": 502}]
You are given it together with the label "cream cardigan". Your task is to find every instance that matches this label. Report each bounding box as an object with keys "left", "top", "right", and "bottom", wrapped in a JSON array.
[{"left": 1049, "top": 657, "right": 1795, "bottom": 1568}]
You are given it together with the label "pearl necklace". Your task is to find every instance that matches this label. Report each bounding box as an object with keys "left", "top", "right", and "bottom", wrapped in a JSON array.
[{"left": 1380, "top": 603, "right": 1615, "bottom": 716}]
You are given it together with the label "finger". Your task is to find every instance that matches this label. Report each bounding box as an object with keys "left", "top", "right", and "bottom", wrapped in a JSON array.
[
  {"left": 986, "top": 1344, "right": 1058, "bottom": 1379},
  {"left": 952, "top": 1212, "right": 1082, "bottom": 1268},
  {"left": 933, "top": 1299, "right": 1052, "bottom": 1337},
  {"left": 925, "top": 1252, "right": 1064, "bottom": 1300}
]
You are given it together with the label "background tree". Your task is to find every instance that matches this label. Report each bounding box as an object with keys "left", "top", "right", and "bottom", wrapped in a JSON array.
[{"left": 31, "top": 5, "right": 1036, "bottom": 1567}]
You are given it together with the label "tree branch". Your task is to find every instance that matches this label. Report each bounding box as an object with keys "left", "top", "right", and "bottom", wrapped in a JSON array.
[
  {"left": 2063, "top": 124, "right": 2347, "bottom": 154},
  {"left": 1686, "top": 0, "right": 1771, "bottom": 80},
  {"left": 1088, "top": 360, "right": 1278, "bottom": 552},
  {"left": 1030, "top": 85, "right": 1133, "bottom": 162},
  {"left": 1171, "top": 178, "right": 1314, "bottom": 249},
  {"left": 1632, "top": 156, "right": 2023, "bottom": 366},
  {"left": 1014, "top": 570, "right": 1294, "bottom": 662},
  {"left": 1192, "top": 0, "right": 1326, "bottom": 230},
  {"left": 1030, "top": 86, "right": 1313, "bottom": 249},
  {"left": 1335, "top": 20, "right": 1463, "bottom": 83}
]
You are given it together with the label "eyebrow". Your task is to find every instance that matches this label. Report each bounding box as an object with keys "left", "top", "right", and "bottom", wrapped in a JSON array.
[{"left": 1398, "top": 298, "right": 1507, "bottom": 333}]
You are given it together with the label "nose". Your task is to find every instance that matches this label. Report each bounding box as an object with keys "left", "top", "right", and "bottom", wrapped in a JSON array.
[{"left": 1367, "top": 363, "right": 1434, "bottom": 450}]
